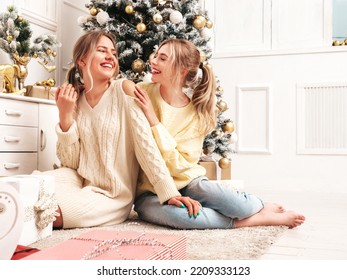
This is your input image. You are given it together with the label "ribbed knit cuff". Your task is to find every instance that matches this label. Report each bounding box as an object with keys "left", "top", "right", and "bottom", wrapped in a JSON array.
[
  {"left": 56, "top": 121, "right": 79, "bottom": 146},
  {"left": 154, "top": 179, "right": 182, "bottom": 204}
]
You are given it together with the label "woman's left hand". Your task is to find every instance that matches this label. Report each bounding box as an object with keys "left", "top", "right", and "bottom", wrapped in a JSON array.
[
  {"left": 134, "top": 86, "right": 159, "bottom": 126},
  {"left": 167, "top": 196, "right": 201, "bottom": 219}
]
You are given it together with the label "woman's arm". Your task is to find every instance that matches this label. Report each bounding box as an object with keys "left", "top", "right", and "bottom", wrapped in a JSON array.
[
  {"left": 55, "top": 84, "right": 80, "bottom": 169},
  {"left": 134, "top": 85, "right": 204, "bottom": 176}
]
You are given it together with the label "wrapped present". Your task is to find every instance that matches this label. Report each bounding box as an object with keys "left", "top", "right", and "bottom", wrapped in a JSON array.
[
  {"left": 25, "top": 85, "right": 57, "bottom": 100},
  {"left": 0, "top": 175, "right": 58, "bottom": 246},
  {"left": 198, "top": 160, "right": 231, "bottom": 180},
  {"left": 23, "top": 230, "right": 186, "bottom": 260}
]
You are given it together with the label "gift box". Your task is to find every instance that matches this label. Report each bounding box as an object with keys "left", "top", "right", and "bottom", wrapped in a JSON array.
[
  {"left": 198, "top": 161, "right": 231, "bottom": 180},
  {"left": 25, "top": 85, "right": 57, "bottom": 100},
  {"left": 0, "top": 175, "right": 57, "bottom": 246},
  {"left": 23, "top": 230, "right": 186, "bottom": 260}
]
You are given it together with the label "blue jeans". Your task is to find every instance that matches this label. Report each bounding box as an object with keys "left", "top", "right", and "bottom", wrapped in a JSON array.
[{"left": 134, "top": 176, "right": 264, "bottom": 229}]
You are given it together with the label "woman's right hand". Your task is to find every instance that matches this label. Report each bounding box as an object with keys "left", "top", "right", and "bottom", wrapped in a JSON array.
[
  {"left": 134, "top": 86, "right": 159, "bottom": 127},
  {"left": 55, "top": 83, "right": 78, "bottom": 132},
  {"left": 167, "top": 196, "right": 201, "bottom": 219}
]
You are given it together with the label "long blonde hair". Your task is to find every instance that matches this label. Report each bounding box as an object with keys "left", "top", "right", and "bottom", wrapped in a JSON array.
[
  {"left": 66, "top": 31, "right": 119, "bottom": 96},
  {"left": 158, "top": 38, "right": 216, "bottom": 134}
]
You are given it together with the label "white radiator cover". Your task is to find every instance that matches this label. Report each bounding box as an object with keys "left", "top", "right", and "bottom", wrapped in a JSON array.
[{"left": 297, "top": 82, "right": 347, "bottom": 155}]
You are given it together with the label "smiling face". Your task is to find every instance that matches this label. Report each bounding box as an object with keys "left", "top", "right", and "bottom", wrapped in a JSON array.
[
  {"left": 80, "top": 35, "right": 118, "bottom": 84},
  {"left": 150, "top": 43, "right": 177, "bottom": 86}
]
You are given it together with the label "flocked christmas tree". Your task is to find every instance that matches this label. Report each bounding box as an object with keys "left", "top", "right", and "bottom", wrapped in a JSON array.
[
  {"left": 79, "top": 0, "right": 237, "bottom": 169},
  {"left": 0, "top": 5, "right": 61, "bottom": 90}
]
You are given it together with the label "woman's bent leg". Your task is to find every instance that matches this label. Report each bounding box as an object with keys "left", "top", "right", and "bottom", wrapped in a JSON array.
[
  {"left": 134, "top": 192, "right": 233, "bottom": 229},
  {"left": 182, "top": 177, "right": 264, "bottom": 220}
]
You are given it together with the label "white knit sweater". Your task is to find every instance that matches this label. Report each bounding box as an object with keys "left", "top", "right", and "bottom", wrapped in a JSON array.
[{"left": 55, "top": 79, "right": 180, "bottom": 227}]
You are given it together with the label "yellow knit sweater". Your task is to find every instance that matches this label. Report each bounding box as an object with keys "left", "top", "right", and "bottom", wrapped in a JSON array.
[{"left": 136, "top": 82, "right": 206, "bottom": 198}]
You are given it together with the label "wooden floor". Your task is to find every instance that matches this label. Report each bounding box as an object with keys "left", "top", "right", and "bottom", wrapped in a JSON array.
[{"left": 244, "top": 184, "right": 347, "bottom": 260}]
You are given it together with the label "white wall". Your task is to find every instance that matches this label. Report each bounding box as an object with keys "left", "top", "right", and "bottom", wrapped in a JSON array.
[{"left": 206, "top": 0, "right": 347, "bottom": 192}]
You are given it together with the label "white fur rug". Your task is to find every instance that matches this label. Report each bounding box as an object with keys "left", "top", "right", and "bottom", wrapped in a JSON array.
[{"left": 30, "top": 211, "right": 287, "bottom": 260}]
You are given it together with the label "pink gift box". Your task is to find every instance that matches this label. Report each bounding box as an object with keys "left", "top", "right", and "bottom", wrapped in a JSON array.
[{"left": 23, "top": 230, "right": 186, "bottom": 260}]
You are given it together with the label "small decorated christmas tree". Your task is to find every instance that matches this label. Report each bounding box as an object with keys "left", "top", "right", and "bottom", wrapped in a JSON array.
[
  {"left": 0, "top": 5, "right": 61, "bottom": 89},
  {"left": 80, "top": 0, "right": 237, "bottom": 168}
]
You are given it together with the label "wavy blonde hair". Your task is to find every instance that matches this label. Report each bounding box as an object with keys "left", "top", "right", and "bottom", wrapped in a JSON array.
[{"left": 158, "top": 38, "right": 216, "bottom": 134}]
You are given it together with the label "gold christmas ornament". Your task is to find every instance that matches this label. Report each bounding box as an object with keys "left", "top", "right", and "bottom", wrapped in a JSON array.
[
  {"left": 136, "top": 22, "right": 146, "bottom": 33},
  {"left": 46, "top": 78, "right": 56, "bottom": 87},
  {"left": 52, "top": 51, "right": 57, "bottom": 57},
  {"left": 16, "top": 16, "right": 23, "bottom": 22},
  {"left": 6, "top": 35, "right": 13, "bottom": 42},
  {"left": 196, "top": 15, "right": 206, "bottom": 27},
  {"left": 217, "top": 85, "right": 223, "bottom": 92},
  {"left": 125, "top": 5, "right": 134, "bottom": 14},
  {"left": 222, "top": 121, "right": 235, "bottom": 133},
  {"left": 32, "top": 53, "right": 38, "bottom": 58},
  {"left": 90, "top": 7, "right": 98, "bottom": 16},
  {"left": 193, "top": 16, "right": 206, "bottom": 29},
  {"left": 217, "top": 100, "right": 228, "bottom": 112},
  {"left": 206, "top": 20, "right": 213, "bottom": 29},
  {"left": 153, "top": 13, "right": 163, "bottom": 24},
  {"left": 46, "top": 49, "right": 52, "bottom": 55},
  {"left": 193, "top": 17, "right": 205, "bottom": 29},
  {"left": 218, "top": 158, "right": 230, "bottom": 169},
  {"left": 132, "top": 58, "right": 145, "bottom": 73}
]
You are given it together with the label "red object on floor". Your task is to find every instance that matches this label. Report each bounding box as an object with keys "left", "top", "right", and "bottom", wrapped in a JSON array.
[{"left": 11, "top": 245, "right": 40, "bottom": 260}]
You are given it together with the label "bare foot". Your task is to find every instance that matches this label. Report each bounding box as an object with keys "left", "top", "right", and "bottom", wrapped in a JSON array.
[
  {"left": 234, "top": 209, "right": 305, "bottom": 228},
  {"left": 264, "top": 202, "right": 285, "bottom": 213}
]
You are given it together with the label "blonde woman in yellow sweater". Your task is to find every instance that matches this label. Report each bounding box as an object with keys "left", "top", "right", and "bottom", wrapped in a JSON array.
[
  {"left": 134, "top": 38, "right": 305, "bottom": 229},
  {"left": 38, "top": 31, "right": 179, "bottom": 229}
]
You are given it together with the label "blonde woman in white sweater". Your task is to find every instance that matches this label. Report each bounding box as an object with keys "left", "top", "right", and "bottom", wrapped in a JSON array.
[{"left": 42, "top": 31, "right": 181, "bottom": 229}]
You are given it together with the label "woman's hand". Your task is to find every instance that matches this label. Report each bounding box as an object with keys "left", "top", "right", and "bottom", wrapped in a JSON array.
[
  {"left": 55, "top": 83, "right": 78, "bottom": 132},
  {"left": 134, "top": 86, "right": 159, "bottom": 127},
  {"left": 167, "top": 196, "right": 201, "bottom": 218}
]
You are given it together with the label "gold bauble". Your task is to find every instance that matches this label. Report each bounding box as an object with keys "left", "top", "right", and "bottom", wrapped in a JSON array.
[
  {"left": 153, "top": 13, "right": 163, "bottom": 24},
  {"left": 196, "top": 15, "right": 206, "bottom": 27},
  {"left": 46, "top": 49, "right": 52, "bottom": 55},
  {"left": 46, "top": 78, "right": 56, "bottom": 87},
  {"left": 217, "top": 100, "right": 228, "bottom": 112},
  {"left": 132, "top": 58, "right": 145, "bottom": 73},
  {"left": 125, "top": 5, "right": 134, "bottom": 14},
  {"left": 136, "top": 22, "right": 146, "bottom": 33},
  {"left": 193, "top": 18, "right": 204, "bottom": 29},
  {"left": 6, "top": 35, "right": 13, "bottom": 42},
  {"left": 17, "top": 16, "right": 23, "bottom": 22},
  {"left": 206, "top": 20, "right": 213, "bottom": 29},
  {"left": 90, "top": 7, "right": 98, "bottom": 16},
  {"left": 222, "top": 121, "right": 235, "bottom": 133},
  {"left": 217, "top": 85, "right": 223, "bottom": 93},
  {"left": 32, "top": 53, "right": 38, "bottom": 58},
  {"left": 218, "top": 158, "right": 230, "bottom": 169},
  {"left": 52, "top": 51, "right": 57, "bottom": 57}
]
